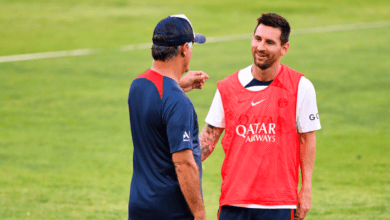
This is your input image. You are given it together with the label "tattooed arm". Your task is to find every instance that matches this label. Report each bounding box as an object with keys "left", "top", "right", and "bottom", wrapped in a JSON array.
[{"left": 199, "top": 124, "right": 224, "bottom": 161}]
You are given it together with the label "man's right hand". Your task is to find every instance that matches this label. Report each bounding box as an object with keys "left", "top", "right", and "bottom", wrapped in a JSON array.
[
  {"left": 195, "top": 215, "right": 207, "bottom": 220},
  {"left": 179, "top": 71, "right": 209, "bottom": 92},
  {"left": 172, "top": 149, "right": 207, "bottom": 220}
]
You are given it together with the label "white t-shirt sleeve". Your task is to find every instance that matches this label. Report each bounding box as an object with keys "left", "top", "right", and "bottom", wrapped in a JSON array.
[
  {"left": 205, "top": 89, "right": 225, "bottom": 128},
  {"left": 296, "top": 77, "right": 321, "bottom": 133}
]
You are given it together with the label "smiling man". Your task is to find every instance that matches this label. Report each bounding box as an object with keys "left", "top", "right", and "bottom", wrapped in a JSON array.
[{"left": 199, "top": 13, "right": 321, "bottom": 220}]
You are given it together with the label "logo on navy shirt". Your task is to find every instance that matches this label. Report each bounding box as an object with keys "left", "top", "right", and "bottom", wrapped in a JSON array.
[{"left": 183, "top": 131, "right": 190, "bottom": 142}]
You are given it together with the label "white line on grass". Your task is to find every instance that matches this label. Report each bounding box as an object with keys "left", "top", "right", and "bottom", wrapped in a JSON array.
[
  {"left": 1, "top": 20, "right": 389, "bottom": 63},
  {"left": 0, "top": 49, "right": 99, "bottom": 63}
]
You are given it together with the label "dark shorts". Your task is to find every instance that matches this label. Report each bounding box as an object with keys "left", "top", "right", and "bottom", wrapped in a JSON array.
[{"left": 218, "top": 205, "right": 295, "bottom": 220}]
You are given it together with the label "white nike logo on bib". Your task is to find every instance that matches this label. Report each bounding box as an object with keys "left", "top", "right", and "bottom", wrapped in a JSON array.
[{"left": 251, "top": 99, "right": 265, "bottom": 106}]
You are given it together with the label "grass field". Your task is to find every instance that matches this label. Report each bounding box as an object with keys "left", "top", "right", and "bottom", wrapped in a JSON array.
[{"left": 1, "top": 0, "right": 390, "bottom": 219}]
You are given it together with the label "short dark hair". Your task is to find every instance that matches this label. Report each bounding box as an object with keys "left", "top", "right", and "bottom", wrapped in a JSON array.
[
  {"left": 151, "top": 34, "right": 180, "bottom": 61},
  {"left": 254, "top": 13, "right": 290, "bottom": 45}
]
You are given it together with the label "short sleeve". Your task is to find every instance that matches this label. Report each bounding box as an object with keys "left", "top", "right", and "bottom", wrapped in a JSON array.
[
  {"left": 205, "top": 89, "right": 225, "bottom": 128},
  {"left": 296, "top": 77, "right": 322, "bottom": 133},
  {"left": 163, "top": 96, "right": 194, "bottom": 154}
]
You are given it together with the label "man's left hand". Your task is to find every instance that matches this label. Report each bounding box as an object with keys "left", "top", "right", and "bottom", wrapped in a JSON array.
[
  {"left": 180, "top": 71, "right": 209, "bottom": 92},
  {"left": 295, "top": 187, "right": 311, "bottom": 220}
]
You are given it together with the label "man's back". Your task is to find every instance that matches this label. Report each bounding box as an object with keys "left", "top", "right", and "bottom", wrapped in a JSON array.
[{"left": 128, "top": 69, "right": 202, "bottom": 220}]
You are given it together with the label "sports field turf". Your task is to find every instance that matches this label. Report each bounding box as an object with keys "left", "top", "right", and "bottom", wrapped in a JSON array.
[{"left": 1, "top": 0, "right": 390, "bottom": 219}]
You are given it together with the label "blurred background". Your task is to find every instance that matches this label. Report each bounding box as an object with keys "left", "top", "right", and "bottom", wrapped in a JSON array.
[{"left": 1, "top": 0, "right": 389, "bottom": 219}]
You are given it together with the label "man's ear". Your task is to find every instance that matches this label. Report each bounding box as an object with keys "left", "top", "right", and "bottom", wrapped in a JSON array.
[
  {"left": 180, "top": 42, "right": 189, "bottom": 57},
  {"left": 281, "top": 42, "right": 290, "bottom": 56}
]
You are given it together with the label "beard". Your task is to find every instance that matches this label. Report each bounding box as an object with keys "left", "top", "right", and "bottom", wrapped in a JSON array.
[{"left": 253, "top": 51, "right": 277, "bottom": 70}]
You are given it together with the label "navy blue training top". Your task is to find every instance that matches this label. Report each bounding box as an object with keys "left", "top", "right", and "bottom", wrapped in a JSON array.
[{"left": 128, "top": 69, "right": 202, "bottom": 220}]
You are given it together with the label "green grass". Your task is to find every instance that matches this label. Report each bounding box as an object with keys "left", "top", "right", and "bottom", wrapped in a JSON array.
[
  {"left": 1, "top": 0, "right": 389, "bottom": 55},
  {"left": 1, "top": 0, "right": 390, "bottom": 219}
]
